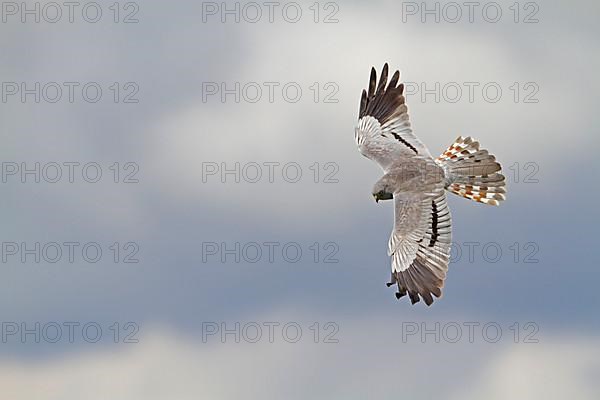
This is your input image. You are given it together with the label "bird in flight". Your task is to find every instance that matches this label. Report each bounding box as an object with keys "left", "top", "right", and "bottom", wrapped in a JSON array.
[{"left": 355, "top": 64, "right": 506, "bottom": 306}]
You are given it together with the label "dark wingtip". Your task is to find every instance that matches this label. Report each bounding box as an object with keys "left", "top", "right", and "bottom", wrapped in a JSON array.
[
  {"left": 359, "top": 89, "right": 368, "bottom": 118},
  {"left": 368, "top": 67, "right": 377, "bottom": 97},
  {"left": 423, "top": 296, "right": 434, "bottom": 306},
  {"left": 409, "top": 292, "right": 420, "bottom": 305},
  {"left": 360, "top": 64, "right": 407, "bottom": 124},
  {"left": 388, "top": 70, "right": 400, "bottom": 90},
  {"left": 376, "top": 64, "right": 389, "bottom": 95}
]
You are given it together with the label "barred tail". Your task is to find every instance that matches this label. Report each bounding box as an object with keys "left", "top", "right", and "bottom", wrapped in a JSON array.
[{"left": 436, "top": 136, "right": 506, "bottom": 206}]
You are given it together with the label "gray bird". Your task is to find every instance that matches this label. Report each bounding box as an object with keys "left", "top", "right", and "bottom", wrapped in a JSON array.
[{"left": 355, "top": 64, "right": 506, "bottom": 306}]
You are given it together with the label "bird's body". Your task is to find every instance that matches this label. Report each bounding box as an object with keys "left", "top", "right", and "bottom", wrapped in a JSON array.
[{"left": 355, "top": 64, "right": 506, "bottom": 305}]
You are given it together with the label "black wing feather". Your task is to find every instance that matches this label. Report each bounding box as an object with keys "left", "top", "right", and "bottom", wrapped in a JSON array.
[{"left": 359, "top": 63, "right": 407, "bottom": 127}]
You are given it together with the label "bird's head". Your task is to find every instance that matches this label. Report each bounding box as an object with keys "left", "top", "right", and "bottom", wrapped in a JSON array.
[
  {"left": 372, "top": 181, "right": 394, "bottom": 203},
  {"left": 372, "top": 190, "right": 393, "bottom": 203}
]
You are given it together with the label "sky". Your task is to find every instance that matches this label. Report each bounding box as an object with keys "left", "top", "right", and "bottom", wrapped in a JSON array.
[{"left": 1, "top": 0, "right": 599, "bottom": 398}]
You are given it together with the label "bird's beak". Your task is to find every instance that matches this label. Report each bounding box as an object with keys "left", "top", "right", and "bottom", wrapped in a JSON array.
[{"left": 373, "top": 194, "right": 379, "bottom": 203}]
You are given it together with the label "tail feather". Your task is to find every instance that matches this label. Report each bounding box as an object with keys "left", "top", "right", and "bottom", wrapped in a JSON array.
[{"left": 436, "top": 136, "right": 506, "bottom": 206}]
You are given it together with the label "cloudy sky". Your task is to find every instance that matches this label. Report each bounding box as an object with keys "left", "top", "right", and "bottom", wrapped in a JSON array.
[{"left": 1, "top": 0, "right": 599, "bottom": 398}]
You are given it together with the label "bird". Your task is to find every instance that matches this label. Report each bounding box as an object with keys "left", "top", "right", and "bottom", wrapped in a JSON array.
[{"left": 355, "top": 64, "right": 506, "bottom": 306}]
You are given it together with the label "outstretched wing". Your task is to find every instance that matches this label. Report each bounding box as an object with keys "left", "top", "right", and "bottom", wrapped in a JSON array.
[
  {"left": 355, "top": 64, "right": 432, "bottom": 172},
  {"left": 387, "top": 190, "right": 452, "bottom": 306}
]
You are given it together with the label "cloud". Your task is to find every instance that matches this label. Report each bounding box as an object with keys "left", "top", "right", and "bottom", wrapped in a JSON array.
[
  {"left": 1, "top": 319, "right": 598, "bottom": 400},
  {"left": 449, "top": 338, "right": 600, "bottom": 400}
]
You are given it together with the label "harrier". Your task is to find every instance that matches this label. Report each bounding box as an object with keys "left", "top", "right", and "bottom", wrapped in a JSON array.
[{"left": 355, "top": 64, "right": 506, "bottom": 306}]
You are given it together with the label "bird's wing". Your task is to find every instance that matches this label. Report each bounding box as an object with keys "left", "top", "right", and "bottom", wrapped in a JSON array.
[
  {"left": 355, "top": 64, "right": 432, "bottom": 172},
  {"left": 387, "top": 190, "right": 452, "bottom": 306}
]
